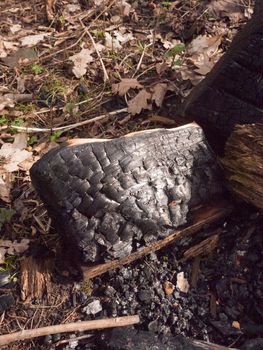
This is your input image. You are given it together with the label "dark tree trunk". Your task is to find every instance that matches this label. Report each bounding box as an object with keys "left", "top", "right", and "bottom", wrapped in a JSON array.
[{"left": 182, "top": 6, "right": 263, "bottom": 153}]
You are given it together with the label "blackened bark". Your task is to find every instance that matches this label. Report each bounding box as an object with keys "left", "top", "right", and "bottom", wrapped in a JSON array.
[
  {"left": 182, "top": 7, "right": 263, "bottom": 152},
  {"left": 30, "top": 124, "right": 222, "bottom": 263}
]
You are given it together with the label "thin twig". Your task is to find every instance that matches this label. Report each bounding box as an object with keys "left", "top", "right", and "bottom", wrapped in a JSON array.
[
  {"left": 55, "top": 334, "right": 93, "bottom": 347},
  {"left": 81, "top": 0, "right": 118, "bottom": 24},
  {"left": 33, "top": 97, "right": 94, "bottom": 115},
  {"left": 132, "top": 43, "right": 152, "bottom": 78},
  {"left": 0, "top": 315, "right": 140, "bottom": 347},
  {"left": 0, "top": 108, "right": 128, "bottom": 134},
  {"left": 39, "top": 30, "right": 86, "bottom": 62},
  {"left": 80, "top": 19, "right": 109, "bottom": 83}
]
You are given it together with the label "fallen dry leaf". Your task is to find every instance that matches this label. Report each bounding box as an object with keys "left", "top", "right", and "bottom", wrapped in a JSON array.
[
  {"left": 104, "top": 32, "right": 122, "bottom": 50},
  {"left": 0, "top": 133, "right": 32, "bottom": 172},
  {"left": 113, "top": 29, "right": 134, "bottom": 44},
  {"left": 127, "top": 89, "right": 152, "bottom": 115},
  {"left": 3, "top": 40, "right": 18, "bottom": 52},
  {"left": 0, "top": 238, "right": 30, "bottom": 263},
  {"left": 0, "top": 37, "right": 7, "bottom": 58},
  {"left": 0, "top": 133, "right": 33, "bottom": 202},
  {"left": 0, "top": 94, "right": 15, "bottom": 111},
  {"left": 69, "top": 48, "right": 94, "bottom": 78},
  {"left": 163, "top": 281, "right": 175, "bottom": 296},
  {"left": 0, "top": 174, "right": 12, "bottom": 203},
  {"left": 156, "top": 62, "right": 168, "bottom": 75},
  {"left": 188, "top": 35, "right": 221, "bottom": 56},
  {"left": 66, "top": 3, "right": 81, "bottom": 13},
  {"left": 0, "top": 247, "right": 6, "bottom": 264},
  {"left": 10, "top": 24, "right": 22, "bottom": 34},
  {"left": 151, "top": 83, "right": 168, "bottom": 107},
  {"left": 20, "top": 33, "right": 50, "bottom": 47},
  {"left": 0, "top": 238, "right": 30, "bottom": 254},
  {"left": 176, "top": 271, "right": 190, "bottom": 293},
  {"left": 180, "top": 66, "right": 204, "bottom": 86},
  {"left": 208, "top": 0, "right": 245, "bottom": 22},
  {"left": 194, "top": 53, "right": 219, "bottom": 76},
  {"left": 188, "top": 35, "right": 222, "bottom": 77},
  {"left": 105, "top": 29, "right": 134, "bottom": 51},
  {"left": 119, "top": 0, "right": 132, "bottom": 16},
  {"left": 94, "top": 0, "right": 108, "bottom": 6},
  {"left": 112, "top": 78, "right": 143, "bottom": 96}
]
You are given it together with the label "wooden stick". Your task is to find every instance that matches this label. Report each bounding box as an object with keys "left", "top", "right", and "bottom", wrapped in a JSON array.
[
  {"left": 0, "top": 108, "right": 128, "bottom": 133},
  {"left": 0, "top": 315, "right": 140, "bottom": 347},
  {"left": 191, "top": 339, "right": 238, "bottom": 350},
  {"left": 182, "top": 233, "right": 220, "bottom": 261},
  {"left": 80, "top": 20, "right": 110, "bottom": 83},
  {"left": 82, "top": 200, "right": 232, "bottom": 279}
]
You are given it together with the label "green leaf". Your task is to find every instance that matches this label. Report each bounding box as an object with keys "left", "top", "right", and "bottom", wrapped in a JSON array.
[
  {"left": 28, "top": 135, "right": 38, "bottom": 145},
  {"left": 0, "top": 116, "right": 8, "bottom": 126},
  {"left": 50, "top": 131, "right": 63, "bottom": 142},
  {"left": 31, "top": 63, "right": 44, "bottom": 75},
  {"left": 166, "top": 43, "right": 185, "bottom": 57}
]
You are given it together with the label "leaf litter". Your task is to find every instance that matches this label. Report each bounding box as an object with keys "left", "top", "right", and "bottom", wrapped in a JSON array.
[{"left": 0, "top": 0, "right": 255, "bottom": 347}]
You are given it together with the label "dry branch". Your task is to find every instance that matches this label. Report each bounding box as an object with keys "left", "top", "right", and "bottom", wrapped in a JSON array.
[
  {"left": 182, "top": 233, "right": 219, "bottom": 261},
  {"left": 0, "top": 315, "right": 140, "bottom": 347},
  {"left": 0, "top": 108, "right": 128, "bottom": 133},
  {"left": 80, "top": 20, "right": 109, "bottom": 83},
  {"left": 46, "top": 0, "right": 55, "bottom": 21},
  {"left": 82, "top": 200, "right": 232, "bottom": 279}
]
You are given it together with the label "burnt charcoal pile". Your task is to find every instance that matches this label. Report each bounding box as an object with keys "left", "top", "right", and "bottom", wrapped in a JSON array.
[{"left": 50, "top": 207, "right": 262, "bottom": 350}]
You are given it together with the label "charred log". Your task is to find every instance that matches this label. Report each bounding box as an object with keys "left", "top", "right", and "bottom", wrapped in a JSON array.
[
  {"left": 99, "top": 327, "right": 237, "bottom": 350},
  {"left": 182, "top": 7, "right": 263, "bottom": 152},
  {"left": 30, "top": 124, "right": 222, "bottom": 264}
]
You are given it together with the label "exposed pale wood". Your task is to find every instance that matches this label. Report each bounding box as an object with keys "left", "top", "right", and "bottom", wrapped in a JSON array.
[
  {"left": 82, "top": 201, "right": 232, "bottom": 279},
  {"left": 221, "top": 123, "right": 263, "bottom": 209},
  {"left": 0, "top": 315, "right": 140, "bottom": 347},
  {"left": 20, "top": 256, "right": 53, "bottom": 302},
  {"left": 191, "top": 339, "right": 237, "bottom": 350}
]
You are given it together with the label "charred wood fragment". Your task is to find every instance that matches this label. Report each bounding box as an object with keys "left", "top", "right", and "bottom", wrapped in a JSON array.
[
  {"left": 100, "top": 327, "right": 237, "bottom": 350},
  {"left": 30, "top": 124, "right": 223, "bottom": 264}
]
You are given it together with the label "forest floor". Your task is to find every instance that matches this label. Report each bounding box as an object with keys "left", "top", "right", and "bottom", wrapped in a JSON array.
[{"left": 1, "top": 1, "right": 262, "bottom": 349}]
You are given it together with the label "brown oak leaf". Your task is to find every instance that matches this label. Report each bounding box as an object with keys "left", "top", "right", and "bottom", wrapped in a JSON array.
[
  {"left": 127, "top": 89, "right": 152, "bottom": 115},
  {"left": 112, "top": 78, "right": 143, "bottom": 96}
]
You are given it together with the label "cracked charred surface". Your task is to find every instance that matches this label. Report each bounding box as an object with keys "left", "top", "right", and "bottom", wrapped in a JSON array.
[
  {"left": 183, "top": 7, "right": 263, "bottom": 152},
  {"left": 30, "top": 124, "right": 222, "bottom": 263}
]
